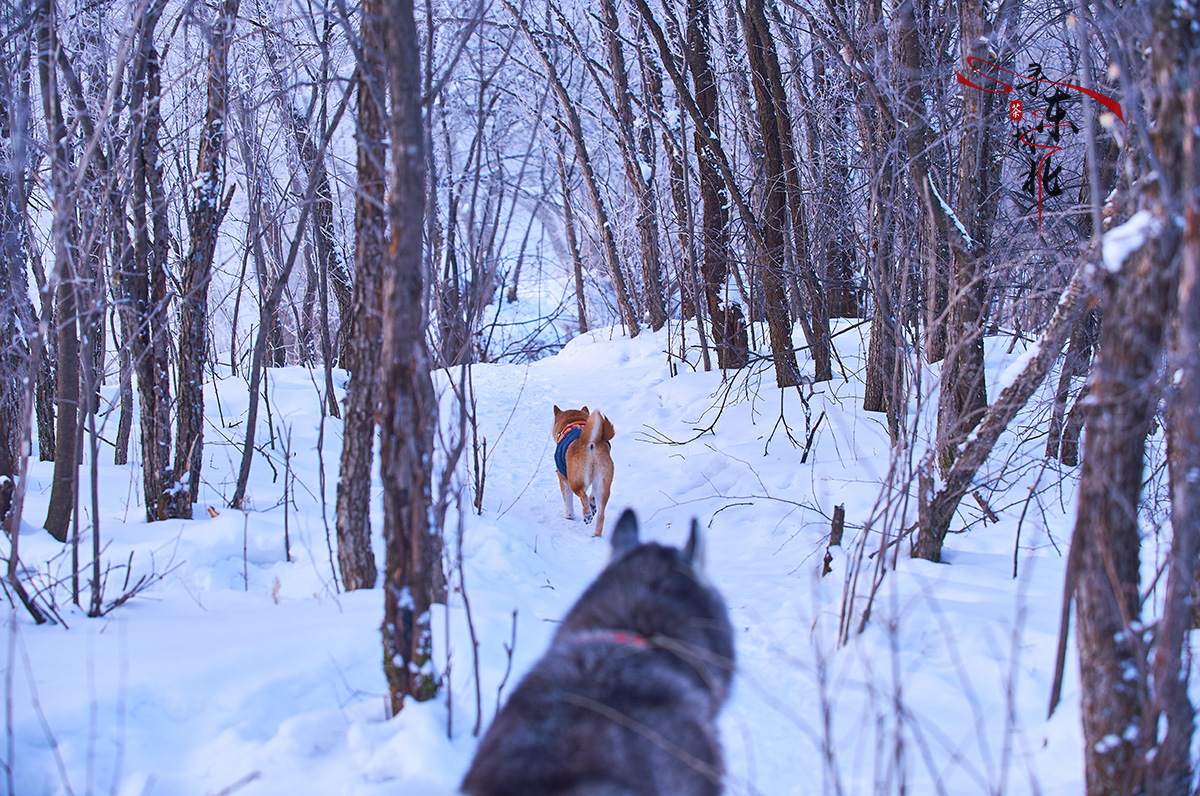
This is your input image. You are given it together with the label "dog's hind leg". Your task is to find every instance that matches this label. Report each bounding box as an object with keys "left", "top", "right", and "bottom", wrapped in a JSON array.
[
  {"left": 559, "top": 473, "right": 576, "bottom": 519},
  {"left": 590, "top": 474, "right": 610, "bottom": 538},
  {"left": 576, "top": 485, "right": 594, "bottom": 524}
]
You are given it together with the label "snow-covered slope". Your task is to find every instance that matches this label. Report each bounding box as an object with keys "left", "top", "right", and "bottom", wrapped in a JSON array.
[{"left": 8, "top": 322, "right": 1090, "bottom": 795}]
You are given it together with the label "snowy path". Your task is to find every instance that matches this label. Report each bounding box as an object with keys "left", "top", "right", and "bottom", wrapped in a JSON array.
[{"left": 8, "top": 324, "right": 1088, "bottom": 796}]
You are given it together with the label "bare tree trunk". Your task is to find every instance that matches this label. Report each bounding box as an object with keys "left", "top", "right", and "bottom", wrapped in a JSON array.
[
  {"left": 642, "top": 17, "right": 696, "bottom": 325},
  {"left": 741, "top": 0, "right": 801, "bottom": 388},
  {"left": 263, "top": 27, "right": 353, "bottom": 379},
  {"left": 1153, "top": 56, "right": 1200, "bottom": 793},
  {"left": 75, "top": 22, "right": 108, "bottom": 417},
  {"left": 633, "top": 0, "right": 781, "bottom": 368},
  {"left": 0, "top": 50, "right": 35, "bottom": 526},
  {"left": 379, "top": 0, "right": 442, "bottom": 713},
  {"left": 435, "top": 193, "right": 469, "bottom": 365},
  {"left": 230, "top": 74, "right": 352, "bottom": 510},
  {"left": 177, "top": 0, "right": 239, "bottom": 517},
  {"left": 503, "top": 0, "right": 639, "bottom": 338},
  {"left": 38, "top": 0, "right": 79, "bottom": 543},
  {"left": 598, "top": 0, "right": 666, "bottom": 332},
  {"left": 889, "top": 0, "right": 952, "bottom": 363},
  {"left": 113, "top": 313, "right": 133, "bottom": 464},
  {"left": 553, "top": 137, "right": 588, "bottom": 334},
  {"left": 1121, "top": 7, "right": 1193, "bottom": 793},
  {"left": 35, "top": 324, "right": 55, "bottom": 461},
  {"left": 811, "top": 42, "right": 858, "bottom": 319},
  {"left": 1, "top": 13, "right": 49, "bottom": 622},
  {"left": 108, "top": 43, "right": 135, "bottom": 468},
  {"left": 934, "top": 0, "right": 997, "bottom": 475},
  {"left": 1073, "top": 214, "right": 1173, "bottom": 794},
  {"left": 745, "top": 0, "right": 832, "bottom": 382},
  {"left": 90, "top": 47, "right": 133, "bottom": 470},
  {"left": 1046, "top": 310, "right": 1096, "bottom": 461},
  {"left": 912, "top": 259, "right": 1093, "bottom": 561},
  {"left": 126, "top": 0, "right": 177, "bottom": 522},
  {"left": 24, "top": 201, "right": 56, "bottom": 461},
  {"left": 684, "top": 0, "right": 747, "bottom": 370},
  {"left": 146, "top": 35, "right": 174, "bottom": 510},
  {"left": 300, "top": 245, "right": 318, "bottom": 365},
  {"left": 335, "top": 0, "right": 386, "bottom": 591},
  {"left": 233, "top": 92, "right": 288, "bottom": 372},
  {"left": 860, "top": 121, "right": 903, "bottom": 440}
]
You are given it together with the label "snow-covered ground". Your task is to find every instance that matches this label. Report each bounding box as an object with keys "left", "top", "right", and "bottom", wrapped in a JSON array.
[{"left": 7, "top": 319, "right": 1100, "bottom": 795}]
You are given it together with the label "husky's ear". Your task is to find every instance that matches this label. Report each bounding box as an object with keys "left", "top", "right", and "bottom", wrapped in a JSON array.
[
  {"left": 610, "top": 510, "right": 639, "bottom": 558},
  {"left": 553, "top": 405, "right": 562, "bottom": 415},
  {"left": 581, "top": 405, "right": 589, "bottom": 414},
  {"left": 683, "top": 518, "right": 705, "bottom": 571}
]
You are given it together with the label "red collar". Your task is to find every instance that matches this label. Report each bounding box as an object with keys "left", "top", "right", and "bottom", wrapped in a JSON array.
[
  {"left": 556, "top": 421, "right": 586, "bottom": 443},
  {"left": 567, "top": 628, "right": 650, "bottom": 650}
]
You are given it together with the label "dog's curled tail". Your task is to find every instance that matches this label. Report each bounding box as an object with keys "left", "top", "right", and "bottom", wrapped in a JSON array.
[{"left": 586, "top": 409, "right": 615, "bottom": 449}]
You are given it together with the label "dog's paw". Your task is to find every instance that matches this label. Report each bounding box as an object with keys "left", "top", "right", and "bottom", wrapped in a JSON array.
[{"left": 583, "top": 511, "right": 595, "bottom": 524}]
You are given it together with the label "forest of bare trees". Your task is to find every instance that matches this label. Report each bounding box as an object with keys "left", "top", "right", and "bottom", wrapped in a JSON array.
[{"left": 1, "top": 0, "right": 1197, "bottom": 790}]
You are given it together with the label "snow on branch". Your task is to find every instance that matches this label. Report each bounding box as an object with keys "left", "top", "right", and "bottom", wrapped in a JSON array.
[
  {"left": 1101, "top": 210, "right": 1160, "bottom": 273},
  {"left": 928, "top": 174, "right": 976, "bottom": 252}
]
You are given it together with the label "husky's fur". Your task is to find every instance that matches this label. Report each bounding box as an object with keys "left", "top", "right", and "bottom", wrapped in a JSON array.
[
  {"left": 552, "top": 405, "right": 615, "bottom": 537},
  {"left": 461, "top": 510, "right": 735, "bottom": 796}
]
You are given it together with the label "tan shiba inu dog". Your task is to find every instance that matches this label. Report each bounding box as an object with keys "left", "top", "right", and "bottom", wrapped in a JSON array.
[{"left": 551, "top": 405, "right": 614, "bottom": 537}]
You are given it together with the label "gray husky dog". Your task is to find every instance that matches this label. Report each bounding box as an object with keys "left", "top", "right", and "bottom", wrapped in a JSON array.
[{"left": 460, "top": 509, "right": 734, "bottom": 796}]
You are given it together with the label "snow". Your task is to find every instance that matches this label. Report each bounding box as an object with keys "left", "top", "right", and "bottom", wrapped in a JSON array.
[
  {"left": 3, "top": 319, "right": 1154, "bottom": 796},
  {"left": 996, "top": 339, "right": 1042, "bottom": 393},
  {"left": 1101, "top": 209, "right": 1158, "bottom": 273},
  {"left": 928, "top": 174, "right": 976, "bottom": 251}
]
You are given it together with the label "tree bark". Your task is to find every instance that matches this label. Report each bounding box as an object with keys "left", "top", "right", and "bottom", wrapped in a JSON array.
[
  {"left": 553, "top": 136, "right": 589, "bottom": 334},
  {"left": 232, "top": 91, "right": 288, "bottom": 372},
  {"left": 1065, "top": 4, "right": 1197, "bottom": 789},
  {"left": 684, "top": 0, "right": 747, "bottom": 370},
  {"left": 0, "top": 18, "right": 48, "bottom": 622},
  {"left": 745, "top": 0, "right": 832, "bottom": 382},
  {"left": 126, "top": 0, "right": 177, "bottom": 522},
  {"left": 379, "top": 0, "right": 442, "bottom": 713},
  {"left": 177, "top": 0, "right": 239, "bottom": 517},
  {"left": 1046, "top": 309, "right": 1096, "bottom": 462},
  {"left": 935, "top": 0, "right": 994, "bottom": 475},
  {"left": 229, "top": 68, "right": 353, "bottom": 511},
  {"left": 849, "top": 0, "right": 902, "bottom": 438},
  {"left": 74, "top": 27, "right": 108, "bottom": 416},
  {"left": 336, "top": 0, "right": 386, "bottom": 591},
  {"left": 643, "top": 18, "right": 697, "bottom": 326},
  {"left": 37, "top": 0, "right": 79, "bottom": 543},
  {"left": 0, "top": 61, "right": 35, "bottom": 522},
  {"left": 741, "top": 0, "right": 800, "bottom": 388},
  {"left": 598, "top": 0, "right": 666, "bottom": 332},
  {"left": 1137, "top": 7, "right": 1196, "bottom": 793},
  {"left": 1073, "top": 213, "right": 1173, "bottom": 794},
  {"left": 1153, "top": 64, "right": 1199, "bottom": 793}
]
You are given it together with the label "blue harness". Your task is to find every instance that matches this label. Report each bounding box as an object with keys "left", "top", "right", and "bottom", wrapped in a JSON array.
[{"left": 554, "top": 425, "right": 584, "bottom": 479}]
